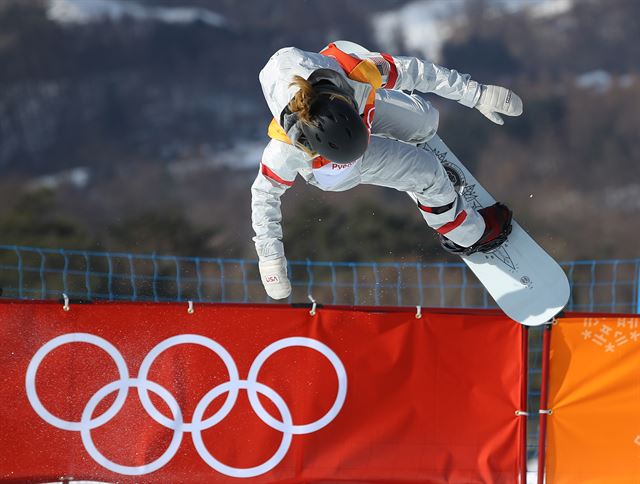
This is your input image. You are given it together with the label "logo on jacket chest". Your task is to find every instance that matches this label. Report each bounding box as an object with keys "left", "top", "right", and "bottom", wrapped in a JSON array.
[{"left": 330, "top": 162, "right": 355, "bottom": 170}]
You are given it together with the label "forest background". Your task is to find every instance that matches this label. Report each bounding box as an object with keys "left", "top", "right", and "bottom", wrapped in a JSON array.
[{"left": 1, "top": 0, "right": 638, "bottom": 264}]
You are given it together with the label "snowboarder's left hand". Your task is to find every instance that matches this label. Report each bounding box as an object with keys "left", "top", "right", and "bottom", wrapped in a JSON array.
[
  {"left": 259, "top": 256, "right": 291, "bottom": 300},
  {"left": 475, "top": 85, "right": 523, "bottom": 125}
]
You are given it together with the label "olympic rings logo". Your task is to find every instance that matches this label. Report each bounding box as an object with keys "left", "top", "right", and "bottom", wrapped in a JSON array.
[{"left": 25, "top": 333, "right": 347, "bottom": 478}]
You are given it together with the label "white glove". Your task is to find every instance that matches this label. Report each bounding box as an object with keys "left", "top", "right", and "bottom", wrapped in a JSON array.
[
  {"left": 475, "top": 84, "right": 523, "bottom": 125},
  {"left": 258, "top": 257, "right": 291, "bottom": 300}
]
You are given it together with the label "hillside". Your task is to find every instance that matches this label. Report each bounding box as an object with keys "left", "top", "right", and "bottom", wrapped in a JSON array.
[{"left": 0, "top": 0, "right": 638, "bottom": 262}]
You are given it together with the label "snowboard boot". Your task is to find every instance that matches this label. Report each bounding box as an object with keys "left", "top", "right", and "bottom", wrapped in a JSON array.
[{"left": 440, "top": 202, "right": 513, "bottom": 256}]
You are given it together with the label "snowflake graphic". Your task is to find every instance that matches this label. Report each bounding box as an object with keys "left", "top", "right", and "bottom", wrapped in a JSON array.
[{"left": 582, "top": 318, "right": 640, "bottom": 353}]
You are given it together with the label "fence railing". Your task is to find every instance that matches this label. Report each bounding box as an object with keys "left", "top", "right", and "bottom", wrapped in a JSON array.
[{"left": 0, "top": 245, "right": 638, "bottom": 313}]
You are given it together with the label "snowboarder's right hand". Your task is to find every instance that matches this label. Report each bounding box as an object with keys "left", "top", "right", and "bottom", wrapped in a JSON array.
[
  {"left": 259, "top": 257, "right": 291, "bottom": 300},
  {"left": 475, "top": 85, "right": 523, "bottom": 125}
]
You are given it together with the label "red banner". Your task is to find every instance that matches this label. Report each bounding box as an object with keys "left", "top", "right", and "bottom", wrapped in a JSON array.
[{"left": 0, "top": 301, "right": 525, "bottom": 483}]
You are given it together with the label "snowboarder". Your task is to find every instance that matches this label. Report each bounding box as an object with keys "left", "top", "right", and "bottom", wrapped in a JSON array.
[{"left": 252, "top": 41, "right": 523, "bottom": 300}]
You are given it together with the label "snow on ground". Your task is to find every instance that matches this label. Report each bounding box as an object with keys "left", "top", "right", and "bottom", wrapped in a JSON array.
[
  {"left": 575, "top": 70, "right": 614, "bottom": 92},
  {"left": 527, "top": 457, "right": 539, "bottom": 483},
  {"left": 23, "top": 140, "right": 264, "bottom": 189},
  {"left": 575, "top": 70, "right": 638, "bottom": 92},
  {"left": 604, "top": 184, "right": 640, "bottom": 212},
  {"left": 47, "top": 0, "right": 226, "bottom": 27},
  {"left": 372, "top": 0, "right": 461, "bottom": 61},
  {"left": 167, "top": 141, "right": 265, "bottom": 178},
  {"left": 372, "top": 0, "right": 573, "bottom": 61},
  {"left": 28, "top": 167, "right": 90, "bottom": 191}
]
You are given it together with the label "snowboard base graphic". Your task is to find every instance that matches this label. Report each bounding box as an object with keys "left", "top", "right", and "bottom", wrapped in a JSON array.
[{"left": 424, "top": 135, "right": 570, "bottom": 326}]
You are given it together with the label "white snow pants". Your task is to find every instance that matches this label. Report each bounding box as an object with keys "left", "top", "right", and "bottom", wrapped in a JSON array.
[{"left": 319, "top": 89, "right": 485, "bottom": 247}]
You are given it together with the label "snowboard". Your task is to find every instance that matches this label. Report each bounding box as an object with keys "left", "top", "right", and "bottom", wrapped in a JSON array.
[
  {"left": 423, "top": 136, "right": 570, "bottom": 326},
  {"left": 332, "top": 39, "right": 570, "bottom": 325}
]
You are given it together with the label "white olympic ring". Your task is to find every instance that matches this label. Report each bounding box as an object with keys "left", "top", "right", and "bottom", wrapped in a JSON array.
[
  {"left": 25, "top": 333, "right": 347, "bottom": 478},
  {"left": 25, "top": 333, "right": 130, "bottom": 431},
  {"left": 137, "top": 334, "right": 240, "bottom": 432},
  {"left": 247, "top": 337, "right": 347, "bottom": 435},
  {"left": 81, "top": 378, "right": 184, "bottom": 476},
  {"left": 192, "top": 380, "right": 293, "bottom": 478}
]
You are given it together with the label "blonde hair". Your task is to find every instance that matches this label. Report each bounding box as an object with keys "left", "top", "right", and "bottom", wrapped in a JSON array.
[
  {"left": 288, "top": 76, "right": 317, "bottom": 124},
  {"left": 288, "top": 75, "right": 352, "bottom": 125}
]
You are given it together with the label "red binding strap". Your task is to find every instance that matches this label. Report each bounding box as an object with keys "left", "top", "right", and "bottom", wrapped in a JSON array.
[
  {"left": 418, "top": 202, "right": 434, "bottom": 213},
  {"left": 436, "top": 211, "right": 467, "bottom": 235},
  {"left": 417, "top": 200, "right": 455, "bottom": 214}
]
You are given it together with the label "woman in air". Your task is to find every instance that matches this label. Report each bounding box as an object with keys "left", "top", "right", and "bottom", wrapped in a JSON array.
[{"left": 252, "top": 41, "right": 522, "bottom": 299}]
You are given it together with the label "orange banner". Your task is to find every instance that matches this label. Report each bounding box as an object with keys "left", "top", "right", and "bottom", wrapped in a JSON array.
[
  {"left": 545, "top": 316, "right": 640, "bottom": 483},
  {"left": 0, "top": 301, "right": 525, "bottom": 483}
]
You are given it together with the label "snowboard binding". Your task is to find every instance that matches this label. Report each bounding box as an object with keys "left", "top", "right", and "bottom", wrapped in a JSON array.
[{"left": 440, "top": 202, "right": 513, "bottom": 256}]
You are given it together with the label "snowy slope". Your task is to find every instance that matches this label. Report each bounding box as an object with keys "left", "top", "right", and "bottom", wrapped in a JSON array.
[
  {"left": 372, "top": 0, "right": 573, "bottom": 61},
  {"left": 47, "top": 0, "right": 226, "bottom": 27}
]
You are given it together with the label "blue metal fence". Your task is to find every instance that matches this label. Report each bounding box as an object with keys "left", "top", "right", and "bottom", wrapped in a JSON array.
[{"left": 1, "top": 245, "right": 639, "bottom": 313}]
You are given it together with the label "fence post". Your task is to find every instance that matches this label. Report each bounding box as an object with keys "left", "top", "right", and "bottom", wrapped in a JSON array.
[
  {"left": 174, "top": 256, "right": 182, "bottom": 301},
  {"left": 306, "top": 259, "right": 314, "bottom": 300},
  {"left": 195, "top": 258, "right": 203, "bottom": 302},
  {"left": 637, "top": 263, "right": 640, "bottom": 314},
  {"left": 217, "top": 259, "right": 225, "bottom": 303},
  {"left": 106, "top": 253, "right": 114, "bottom": 300},
  {"left": 416, "top": 262, "right": 424, "bottom": 308},
  {"left": 37, "top": 248, "right": 47, "bottom": 299},
  {"left": 589, "top": 260, "right": 596, "bottom": 312},
  {"left": 373, "top": 263, "right": 380, "bottom": 306},
  {"left": 14, "top": 246, "right": 23, "bottom": 299},
  {"left": 60, "top": 249, "right": 69, "bottom": 297},
  {"left": 396, "top": 263, "right": 402, "bottom": 306},
  {"left": 128, "top": 254, "right": 137, "bottom": 301},
  {"left": 83, "top": 252, "right": 92, "bottom": 301},
  {"left": 351, "top": 263, "right": 359, "bottom": 306},
  {"left": 567, "top": 262, "right": 575, "bottom": 310},
  {"left": 330, "top": 262, "right": 337, "bottom": 304},
  {"left": 151, "top": 253, "right": 159, "bottom": 302},
  {"left": 240, "top": 260, "right": 249, "bottom": 303}
]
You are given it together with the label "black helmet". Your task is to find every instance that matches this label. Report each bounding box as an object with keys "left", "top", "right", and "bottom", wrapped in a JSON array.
[{"left": 300, "top": 85, "right": 369, "bottom": 164}]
